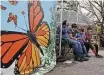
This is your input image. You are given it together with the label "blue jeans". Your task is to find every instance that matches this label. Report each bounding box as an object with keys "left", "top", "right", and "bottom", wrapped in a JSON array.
[
  {"left": 65, "top": 38, "right": 83, "bottom": 57},
  {"left": 77, "top": 40, "right": 88, "bottom": 56}
]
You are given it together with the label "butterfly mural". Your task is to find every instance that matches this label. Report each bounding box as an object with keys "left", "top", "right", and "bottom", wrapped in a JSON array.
[
  {"left": 1, "top": 0, "right": 50, "bottom": 75},
  {"left": 0, "top": 5, "right": 7, "bottom": 10},
  {"left": 7, "top": 12, "right": 17, "bottom": 25},
  {"left": 9, "top": 0, "right": 18, "bottom": 6}
]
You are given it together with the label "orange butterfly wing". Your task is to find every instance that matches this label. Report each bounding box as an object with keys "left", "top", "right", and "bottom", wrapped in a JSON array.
[
  {"left": 28, "top": 1, "right": 43, "bottom": 32},
  {"left": 1, "top": 31, "right": 28, "bottom": 68},
  {"left": 7, "top": 13, "right": 13, "bottom": 23},
  {"left": 0, "top": 5, "right": 6, "bottom": 10},
  {"left": 9, "top": 0, "right": 18, "bottom": 6},
  {"left": 7, "top": 13, "right": 17, "bottom": 25},
  {"left": 17, "top": 41, "right": 40, "bottom": 74},
  {"left": 13, "top": 15, "right": 17, "bottom": 25},
  {"left": 35, "top": 22, "right": 50, "bottom": 47},
  {"left": 16, "top": 1, "right": 50, "bottom": 74},
  {"left": 28, "top": 1, "right": 50, "bottom": 47},
  {"left": 9, "top": 1, "right": 14, "bottom": 5}
]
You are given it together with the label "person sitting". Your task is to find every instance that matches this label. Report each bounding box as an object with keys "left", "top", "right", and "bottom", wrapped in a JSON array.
[
  {"left": 75, "top": 28, "right": 89, "bottom": 57},
  {"left": 59, "top": 20, "right": 89, "bottom": 61},
  {"left": 84, "top": 28, "right": 103, "bottom": 58}
]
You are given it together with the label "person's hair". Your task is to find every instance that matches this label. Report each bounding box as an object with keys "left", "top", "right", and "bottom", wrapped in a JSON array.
[
  {"left": 71, "top": 23, "right": 77, "bottom": 28},
  {"left": 80, "top": 28, "right": 84, "bottom": 32},
  {"left": 62, "top": 20, "right": 67, "bottom": 25},
  {"left": 87, "top": 26, "right": 92, "bottom": 30}
]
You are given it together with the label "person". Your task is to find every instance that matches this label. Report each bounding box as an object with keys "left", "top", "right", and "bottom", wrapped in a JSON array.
[
  {"left": 100, "top": 34, "right": 104, "bottom": 47},
  {"left": 84, "top": 28, "right": 103, "bottom": 58},
  {"left": 75, "top": 28, "right": 89, "bottom": 57},
  {"left": 59, "top": 20, "right": 89, "bottom": 61}
]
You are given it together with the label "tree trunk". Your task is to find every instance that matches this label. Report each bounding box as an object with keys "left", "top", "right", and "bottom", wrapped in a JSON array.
[{"left": 101, "top": 18, "right": 104, "bottom": 34}]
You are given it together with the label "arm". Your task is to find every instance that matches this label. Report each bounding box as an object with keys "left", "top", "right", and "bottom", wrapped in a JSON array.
[
  {"left": 85, "top": 32, "right": 91, "bottom": 42},
  {"left": 75, "top": 33, "right": 83, "bottom": 40},
  {"left": 69, "top": 33, "right": 78, "bottom": 40}
]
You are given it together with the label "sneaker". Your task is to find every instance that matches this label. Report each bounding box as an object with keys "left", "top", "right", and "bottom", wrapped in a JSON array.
[
  {"left": 74, "top": 57, "right": 83, "bottom": 62},
  {"left": 86, "top": 55, "right": 91, "bottom": 58},
  {"left": 96, "top": 54, "right": 103, "bottom": 58},
  {"left": 82, "top": 57, "right": 89, "bottom": 61}
]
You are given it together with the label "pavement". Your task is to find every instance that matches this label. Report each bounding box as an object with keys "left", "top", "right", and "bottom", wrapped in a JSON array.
[{"left": 46, "top": 49, "right": 104, "bottom": 75}]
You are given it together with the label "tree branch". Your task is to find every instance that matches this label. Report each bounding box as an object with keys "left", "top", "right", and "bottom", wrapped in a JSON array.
[
  {"left": 93, "top": 0, "right": 101, "bottom": 7},
  {"left": 88, "top": 1, "right": 101, "bottom": 22},
  {"left": 79, "top": 4, "right": 100, "bottom": 22},
  {"left": 89, "top": 0, "right": 101, "bottom": 13}
]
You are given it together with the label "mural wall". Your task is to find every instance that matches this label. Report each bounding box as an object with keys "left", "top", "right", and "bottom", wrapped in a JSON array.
[{"left": 0, "top": 0, "right": 56, "bottom": 75}]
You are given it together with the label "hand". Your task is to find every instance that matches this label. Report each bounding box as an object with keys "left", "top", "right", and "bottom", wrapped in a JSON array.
[
  {"left": 79, "top": 38, "right": 83, "bottom": 40},
  {"left": 73, "top": 37, "right": 77, "bottom": 40},
  {"left": 76, "top": 38, "right": 82, "bottom": 40}
]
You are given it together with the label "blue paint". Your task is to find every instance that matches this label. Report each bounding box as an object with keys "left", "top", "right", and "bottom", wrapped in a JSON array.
[{"left": 1, "top": 1, "right": 56, "bottom": 32}]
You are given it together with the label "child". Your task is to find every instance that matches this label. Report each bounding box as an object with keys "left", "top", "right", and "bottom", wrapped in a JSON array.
[
  {"left": 75, "top": 28, "right": 89, "bottom": 57},
  {"left": 92, "top": 40, "right": 103, "bottom": 58},
  {"left": 85, "top": 28, "right": 103, "bottom": 58}
]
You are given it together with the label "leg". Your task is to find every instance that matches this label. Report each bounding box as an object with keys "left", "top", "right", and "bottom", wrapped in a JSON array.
[
  {"left": 78, "top": 41, "right": 88, "bottom": 56},
  {"left": 84, "top": 42, "right": 90, "bottom": 53},
  {"left": 85, "top": 42, "right": 96, "bottom": 54},
  {"left": 94, "top": 43, "right": 103, "bottom": 58},
  {"left": 94, "top": 44, "right": 98, "bottom": 55},
  {"left": 66, "top": 38, "right": 88, "bottom": 61},
  {"left": 66, "top": 38, "right": 83, "bottom": 57},
  {"left": 82, "top": 45, "right": 88, "bottom": 56},
  {"left": 89, "top": 44, "right": 97, "bottom": 55},
  {"left": 75, "top": 41, "right": 89, "bottom": 61}
]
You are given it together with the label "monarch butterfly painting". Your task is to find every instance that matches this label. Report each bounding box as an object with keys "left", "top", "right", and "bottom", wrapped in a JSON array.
[
  {"left": 0, "top": 5, "right": 7, "bottom": 10},
  {"left": 7, "top": 12, "right": 17, "bottom": 25},
  {"left": 9, "top": 0, "right": 18, "bottom": 6},
  {"left": 0, "top": 0, "right": 56, "bottom": 75}
]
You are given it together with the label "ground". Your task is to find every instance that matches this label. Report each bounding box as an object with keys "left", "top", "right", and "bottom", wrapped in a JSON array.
[{"left": 46, "top": 49, "right": 104, "bottom": 75}]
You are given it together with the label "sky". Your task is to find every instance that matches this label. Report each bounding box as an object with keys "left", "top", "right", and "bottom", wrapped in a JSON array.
[{"left": 1, "top": 1, "right": 56, "bottom": 32}]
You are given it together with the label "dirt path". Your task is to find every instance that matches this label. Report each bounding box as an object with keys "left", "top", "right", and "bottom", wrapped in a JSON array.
[{"left": 46, "top": 50, "right": 104, "bottom": 75}]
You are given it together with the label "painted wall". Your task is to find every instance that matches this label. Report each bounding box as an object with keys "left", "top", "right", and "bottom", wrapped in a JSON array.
[{"left": 0, "top": 0, "right": 56, "bottom": 75}]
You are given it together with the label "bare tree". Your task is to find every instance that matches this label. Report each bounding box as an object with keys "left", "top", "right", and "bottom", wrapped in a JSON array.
[{"left": 79, "top": 0, "right": 104, "bottom": 34}]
